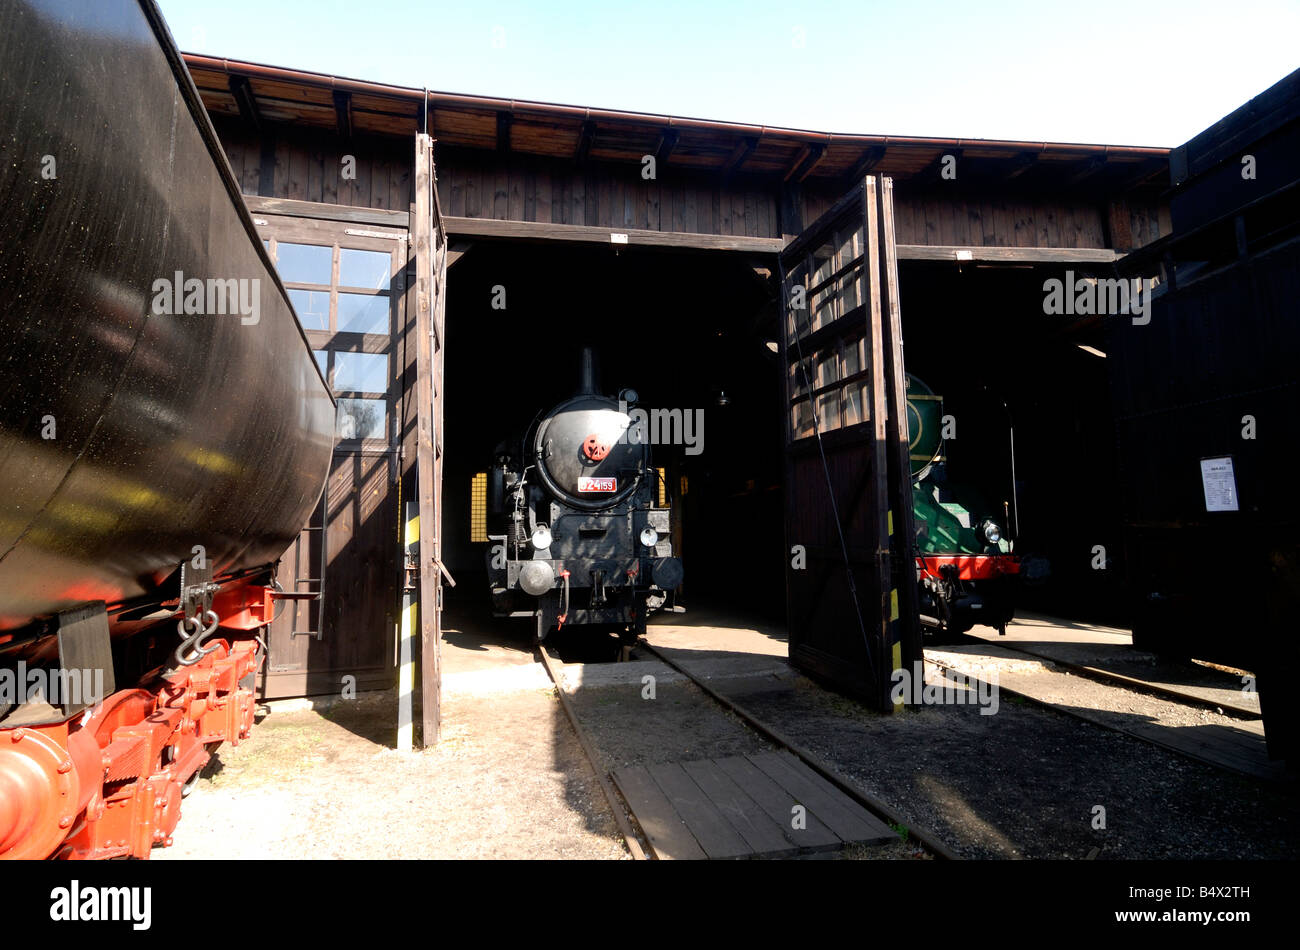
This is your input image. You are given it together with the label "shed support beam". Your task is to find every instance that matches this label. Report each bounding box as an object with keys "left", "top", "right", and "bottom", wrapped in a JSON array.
[
  {"left": 444, "top": 215, "right": 784, "bottom": 253},
  {"left": 1066, "top": 156, "right": 1108, "bottom": 186},
  {"left": 333, "top": 90, "right": 353, "bottom": 140},
  {"left": 721, "top": 136, "right": 758, "bottom": 183},
  {"left": 916, "top": 148, "right": 962, "bottom": 183},
  {"left": 496, "top": 111, "right": 512, "bottom": 152},
  {"left": 843, "top": 145, "right": 886, "bottom": 185},
  {"left": 575, "top": 120, "right": 596, "bottom": 164},
  {"left": 654, "top": 128, "right": 679, "bottom": 167},
  {"left": 229, "top": 75, "right": 261, "bottom": 131},
  {"left": 784, "top": 143, "right": 825, "bottom": 183},
  {"left": 896, "top": 244, "right": 1120, "bottom": 263},
  {"left": 1002, "top": 151, "right": 1038, "bottom": 181},
  {"left": 1113, "top": 156, "right": 1168, "bottom": 191}
]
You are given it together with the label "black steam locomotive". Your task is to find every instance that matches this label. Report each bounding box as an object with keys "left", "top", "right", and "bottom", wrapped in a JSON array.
[{"left": 486, "top": 351, "right": 683, "bottom": 641}]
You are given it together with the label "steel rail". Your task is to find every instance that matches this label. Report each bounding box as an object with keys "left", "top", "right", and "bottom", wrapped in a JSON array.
[
  {"left": 536, "top": 644, "right": 648, "bottom": 860},
  {"left": 638, "top": 642, "right": 960, "bottom": 860},
  {"left": 923, "top": 653, "right": 1283, "bottom": 784}
]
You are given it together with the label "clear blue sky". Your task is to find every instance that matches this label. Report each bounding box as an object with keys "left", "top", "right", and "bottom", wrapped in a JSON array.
[{"left": 158, "top": 0, "right": 1299, "bottom": 147}]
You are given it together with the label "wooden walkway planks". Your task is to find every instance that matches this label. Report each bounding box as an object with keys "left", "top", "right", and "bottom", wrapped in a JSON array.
[
  {"left": 646, "top": 763, "right": 751, "bottom": 859},
  {"left": 613, "top": 753, "right": 896, "bottom": 860},
  {"left": 681, "top": 759, "right": 805, "bottom": 857},
  {"left": 711, "top": 755, "right": 841, "bottom": 852},
  {"left": 612, "top": 766, "right": 706, "bottom": 860}
]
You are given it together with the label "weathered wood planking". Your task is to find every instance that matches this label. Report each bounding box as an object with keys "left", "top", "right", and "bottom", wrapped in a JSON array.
[
  {"left": 680, "top": 759, "right": 799, "bottom": 856},
  {"left": 213, "top": 116, "right": 1167, "bottom": 253},
  {"left": 711, "top": 755, "right": 841, "bottom": 850},
  {"left": 748, "top": 753, "right": 894, "bottom": 843},
  {"left": 612, "top": 766, "right": 707, "bottom": 860},
  {"left": 645, "top": 763, "right": 752, "bottom": 859},
  {"left": 614, "top": 754, "right": 897, "bottom": 859},
  {"left": 214, "top": 116, "right": 412, "bottom": 211}
]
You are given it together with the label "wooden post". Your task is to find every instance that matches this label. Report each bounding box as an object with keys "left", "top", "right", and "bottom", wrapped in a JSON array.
[
  {"left": 413, "top": 132, "right": 441, "bottom": 746},
  {"left": 862, "top": 177, "right": 893, "bottom": 710},
  {"left": 398, "top": 500, "right": 418, "bottom": 752},
  {"left": 876, "top": 176, "right": 924, "bottom": 693}
]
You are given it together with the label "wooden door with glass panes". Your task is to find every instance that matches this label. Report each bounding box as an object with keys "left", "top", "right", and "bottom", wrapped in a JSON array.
[
  {"left": 778, "top": 177, "right": 921, "bottom": 711},
  {"left": 255, "top": 214, "right": 406, "bottom": 698}
]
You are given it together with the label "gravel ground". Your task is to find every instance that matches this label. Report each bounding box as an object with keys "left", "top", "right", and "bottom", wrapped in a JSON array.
[
  {"left": 156, "top": 686, "right": 628, "bottom": 860},
  {"left": 963, "top": 615, "right": 1260, "bottom": 714},
  {"left": 698, "top": 659, "right": 1300, "bottom": 859},
  {"left": 926, "top": 646, "right": 1278, "bottom": 780}
]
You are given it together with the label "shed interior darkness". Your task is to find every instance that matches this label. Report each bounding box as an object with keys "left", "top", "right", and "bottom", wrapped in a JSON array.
[
  {"left": 900, "top": 263, "right": 1125, "bottom": 624},
  {"left": 439, "top": 243, "right": 1130, "bottom": 639},
  {"left": 442, "top": 242, "right": 786, "bottom": 632}
]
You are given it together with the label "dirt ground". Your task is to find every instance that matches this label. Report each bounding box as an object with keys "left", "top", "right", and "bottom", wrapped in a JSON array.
[
  {"left": 157, "top": 685, "right": 627, "bottom": 860},
  {"left": 158, "top": 608, "right": 1299, "bottom": 861}
]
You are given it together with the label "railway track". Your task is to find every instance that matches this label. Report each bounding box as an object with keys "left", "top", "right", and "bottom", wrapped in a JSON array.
[
  {"left": 537, "top": 640, "right": 958, "bottom": 861},
  {"left": 949, "top": 631, "right": 1261, "bottom": 719},
  {"left": 922, "top": 646, "right": 1285, "bottom": 783},
  {"left": 536, "top": 644, "right": 647, "bottom": 860}
]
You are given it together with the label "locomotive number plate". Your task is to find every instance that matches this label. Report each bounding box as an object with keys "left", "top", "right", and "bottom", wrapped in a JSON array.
[{"left": 577, "top": 477, "right": 617, "bottom": 492}]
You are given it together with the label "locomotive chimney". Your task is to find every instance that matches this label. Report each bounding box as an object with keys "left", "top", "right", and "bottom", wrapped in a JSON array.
[{"left": 576, "top": 346, "right": 601, "bottom": 396}]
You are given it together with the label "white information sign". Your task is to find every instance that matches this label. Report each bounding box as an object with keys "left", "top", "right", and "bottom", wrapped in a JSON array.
[{"left": 1200, "top": 457, "right": 1239, "bottom": 512}]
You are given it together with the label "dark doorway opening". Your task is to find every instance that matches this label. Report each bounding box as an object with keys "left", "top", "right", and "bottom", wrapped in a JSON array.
[
  {"left": 441, "top": 241, "right": 785, "bottom": 640},
  {"left": 900, "top": 262, "right": 1127, "bottom": 625}
]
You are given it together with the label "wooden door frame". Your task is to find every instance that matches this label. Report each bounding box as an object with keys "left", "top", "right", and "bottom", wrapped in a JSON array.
[
  {"left": 777, "top": 176, "right": 921, "bottom": 711},
  {"left": 251, "top": 211, "right": 409, "bottom": 699}
]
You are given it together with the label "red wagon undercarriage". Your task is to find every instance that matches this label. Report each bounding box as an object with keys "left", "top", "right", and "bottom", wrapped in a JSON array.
[{"left": 0, "top": 583, "right": 281, "bottom": 860}]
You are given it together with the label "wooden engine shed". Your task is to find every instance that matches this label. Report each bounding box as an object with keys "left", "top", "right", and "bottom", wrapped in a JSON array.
[{"left": 180, "top": 53, "right": 1173, "bottom": 724}]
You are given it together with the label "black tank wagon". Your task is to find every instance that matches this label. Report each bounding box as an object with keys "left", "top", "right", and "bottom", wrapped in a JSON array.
[{"left": 0, "top": 0, "right": 332, "bottom": 858}]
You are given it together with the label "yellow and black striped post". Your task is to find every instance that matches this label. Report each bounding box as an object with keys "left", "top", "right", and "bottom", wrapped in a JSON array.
[{"left": 398, "top": 500, "right": 418, "bottom": 752}]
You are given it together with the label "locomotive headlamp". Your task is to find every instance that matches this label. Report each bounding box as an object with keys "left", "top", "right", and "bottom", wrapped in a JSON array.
[
  {"left": 639, "top": 526, "right": 659, "bottom": 548},
  {"left": 531, "top": 525, "right": 553, "bottom": 549},
  {"left": 982, "top": 521, "right": 1002, "bottom": 544}
]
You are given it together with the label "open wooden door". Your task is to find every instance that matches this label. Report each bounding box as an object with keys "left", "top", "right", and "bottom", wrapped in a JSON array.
[{"left": 778, "top": 176, "right": 922, "bottom": 711}]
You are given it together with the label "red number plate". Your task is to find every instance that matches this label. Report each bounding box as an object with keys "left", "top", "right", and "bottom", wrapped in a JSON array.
[{"left": 577, "top": 476, "right": 617, "bottom": 492}]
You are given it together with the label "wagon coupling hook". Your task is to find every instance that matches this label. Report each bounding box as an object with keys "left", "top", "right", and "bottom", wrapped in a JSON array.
[{"left": 175, "top": 609, "right": 221, "bottom": 666}]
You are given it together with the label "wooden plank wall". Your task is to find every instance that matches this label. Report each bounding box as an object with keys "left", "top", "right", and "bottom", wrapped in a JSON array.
[
  {"left": 212, "top": 116, "right": 1170, "bottom": 252},
  {"left": 214, "top": 116, "right": 412, "bottom": 211},
  {"left": 435, "top": 148, "right": 778, "bottom": 238},
  {"left": 805, "top": 183, "right": 1169, "bottom": 251}
]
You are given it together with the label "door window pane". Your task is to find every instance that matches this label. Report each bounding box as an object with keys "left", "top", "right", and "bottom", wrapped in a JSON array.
[
  {"left": 791, "top": 399, "right": 813, "bottom": 440},
  {"left": 338, "top": 293, "right": 389, "bottom": 334},
  {"left": 843, "top": 385, "right": 862, "bottom": 427},
  {"left": 289, "top": 289, "right": 329, "bottom": 330},
  {"left": 816, "top": 391, "right": 840, "bottom": 432},
  {"left": 333, "top": 352, "right": 388, "bottom": 394},
  {"left": 339, "top": 249, "right": 392, "bottom": 291},
  {"left": 842, "top": 334, "right": 862, "bottom": 376},
  {"left": 276, "top": 243, "right": 332, "bottom": 284},
  {"left": 815, "top": 350, "right": 838, "bottom": 388},
  {"left": 336, "top": 398, "right": 386, "bottom": 440}
]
